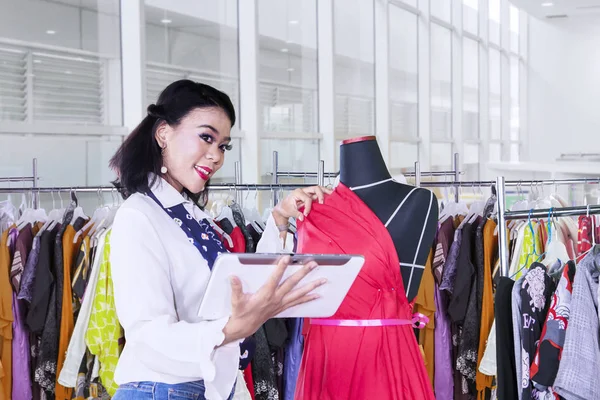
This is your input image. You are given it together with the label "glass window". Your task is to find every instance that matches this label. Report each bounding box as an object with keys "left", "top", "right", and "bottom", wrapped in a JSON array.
[
  {"left": 510, "top": 56, "right": 519, "bottom": 141},
  {"left": 490, "top": 142, "right": 502, "bottom": 162},
  {"left": 257, "top": 0, "right": 319, "bottom": 179},
  {"left": 258, "top": 0, "right": 318, "bottom": 134},
  {"left": 431, "top": 142, "right": 453, "bottom": 168},
  {"left": 390, "top": 142, "right": 419, "bottom": 170},
  {"left": 489, "top": 48, "right": 502, "bottom": 140},
  {"left": 489, "top": 0, "right": 501, "bottom": 45},
  {"left": 144, "top": 0, "right": 240, "bottom": 182},
  {"left": 389, "top": 5, "right": 418, "bottom": 140},
  {"left": 463, "top": 0, "right": 479, "bottom": 35},
  {"left": 510, "top": 142, "right": 519, "bottom": 162},
  {"left": 510, "top": 4, "right": 520, "bottom": 53},
  {"left": 463, "top": 37, "right": 479, "bottom": 141},
  {"left": 430, "top": 23, "right": 452, "bottom": 140},
  {"left": 334, "top": 0, "right": 375, "bottom": 138},
  {"left": 0, "top": 0, "right": 122, "bottom": 189},
  {"left": 144, "top": 1, "right": 239, "bottom": 111},
  {"left": 431, "top": 0, "right": 452, "bottom": 22}
]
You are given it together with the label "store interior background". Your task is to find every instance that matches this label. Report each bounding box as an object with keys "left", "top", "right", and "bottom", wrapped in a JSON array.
[{"left": 0, "top": 0, "right": 599, "bottom": 211}]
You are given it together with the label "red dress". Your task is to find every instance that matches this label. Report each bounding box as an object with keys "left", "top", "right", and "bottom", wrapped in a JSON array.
[{"left": 294, "top": 184, "right": 435, "bottom": 400}]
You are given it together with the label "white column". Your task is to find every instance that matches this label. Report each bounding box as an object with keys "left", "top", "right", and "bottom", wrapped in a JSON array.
[
  {"left": 99, "top": 1, "right": 122, "bottom": 127},
  {"left": 120, "top": 0, "right": 146, "bottom": 132},
  {"left": 479, "top": 0, "right": 490, "bottom": 176},
  {"left": 238, "top": 0, "right": 260, "bottom": 183},
  {"left": 452, "top": 0, "right": 463, "bottom": 171},
  {"left": 317, "top": 0, "right": 336, "bottom": 172},
  {"left": 519, "top": 10, "right": 528, "bottom": 162},
  {"left": 417, "top": 0, "right": 431, "bottom": 170},
  {"left": 374, "top": 0, "right": 390, "bottom": 165},
  {"left": 501, "top": 0, "right": 511, "bottom": 161}
]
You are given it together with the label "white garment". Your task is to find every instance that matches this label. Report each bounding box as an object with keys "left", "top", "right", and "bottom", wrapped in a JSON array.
[
  {"left": 58, "top": 228, "right": 109, "bottom": 387},
  {"left": 110, "top": 175, "right": 284, "bottom": 400},
  {"left": 233, "top": 371, "right": 252, "bottom": 400},
  {"left": 478, "top": 320, "right": 497, "bottom": 376}
]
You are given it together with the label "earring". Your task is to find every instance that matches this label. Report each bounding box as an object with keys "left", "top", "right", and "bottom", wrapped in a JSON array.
[{"left": 161, "top": 144, "right": 167, "bottom": 174}]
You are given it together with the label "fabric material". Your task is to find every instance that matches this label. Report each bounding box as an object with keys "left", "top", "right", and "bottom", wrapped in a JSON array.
[
  {"left": 520, "top": 263, "right": 555, "bottom": 400},
  {"left": 110, "top": 175, "right": 285, "bottom": 400},
  {"left": 0, "top": 227, "right": 17, "bottom": 400},
  {"left": 85, "top": 230, "right": 123, "bottom": 396},
  {"left": 530, "top": 261, "right": 575, "bottom": 393},
  {"left": 56, "top": 223, "right": 90, "bottom": 400},
  {"left": 10, "top": 224, "right": 33, "bottom": 293},
  {"left": 414, "top": 249, "right": 436, "bottom": 387},
  {"left": 476, "top": 220, "right": 498, "bottom": 399},
  {"left": 554, "top": 248, "right": 600, "bottom": 400},
  {"left": 58, "top": 230, "right": 108, "bottom": 388},
  {"left": 433, "top": 218, "right": 455, "bottom": 284},
  {"left": 147, "top": 190, "right": 227, "bottom": 270},
  {"left": 26, "top": 227, "right": 59, "bottom": 334},
  {"left": 439, "top": 227, "right": 463, "bottom": 295},
  {"left": 17, "top": 235, "right": 41, "bottom": 304},
  {"left": 577, "top": 216, "right": 593, "bottom": 261},
  {"left": 283, "top": 318, "right": 303, "bottom": 400},
  {"left": 12, "top": 225, "right": 35, "bottom": 400},
  {"left": 511, "top": 275, "right": 526, "bottom": 400},
  {"left": 35, "top": 204, "right": 76, "bottom": 395},
  {"left": 112, "top": 380, "right": 235, "bottom": 400},
  {"left": 495, "top": 277, "right": 518, "bottom": 400},
  {"left": 294, "top": 183, "right": 434, "bottom": 400},
  {"left": 71, "top": 235, "right": 92, "bottom": 305}
]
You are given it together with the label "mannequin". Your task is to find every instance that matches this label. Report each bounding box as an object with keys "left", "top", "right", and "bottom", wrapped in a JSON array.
[{"left": 339, "top": 136, "right": 438, "bottom": 301}]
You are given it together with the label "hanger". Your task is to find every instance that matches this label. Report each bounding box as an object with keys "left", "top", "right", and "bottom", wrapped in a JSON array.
[
  {"left": 510, "top": 209, "right": 541, "bottom": 279},
  {"left": 215, "top": 187, "right": 236, "bottom": 227},
  {"left": 74, "top": 189, "right": 107, "bottom": 243},
  {"left": 69, "top": 189, "right": 87, "bottom": 226},
  {"left": 540, "top": 208, "right": 570, "bottom": 270}
]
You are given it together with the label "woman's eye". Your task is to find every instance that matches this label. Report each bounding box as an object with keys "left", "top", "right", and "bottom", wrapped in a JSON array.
[
  {"left": 199, "top": 134, "right": 214, "bottom": 143},
  {"left": 220, "top": 143, "right": 233, "bottom": 152}
]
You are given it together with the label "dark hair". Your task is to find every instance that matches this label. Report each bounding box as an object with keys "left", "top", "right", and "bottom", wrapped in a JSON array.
[{"left": 110, "top": 79, "right": 236, "bottom": 208}]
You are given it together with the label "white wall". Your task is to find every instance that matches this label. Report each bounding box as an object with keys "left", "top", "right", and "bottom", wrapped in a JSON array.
[{"left": 528, "top": 15, "right": 600, "bottom": 162}]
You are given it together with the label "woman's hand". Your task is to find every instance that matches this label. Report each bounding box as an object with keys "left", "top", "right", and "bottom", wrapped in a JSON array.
[
  {"left": 272, "top": 186, "right": 333, "bottom": 224},
  {"left": 222, "top": 255, "right": 325, "bottom": 344}
]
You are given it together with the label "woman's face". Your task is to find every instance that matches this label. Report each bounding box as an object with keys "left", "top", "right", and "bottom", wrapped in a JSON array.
[{"left": 156, "top": 107, "right": 232, "bottom": 193}]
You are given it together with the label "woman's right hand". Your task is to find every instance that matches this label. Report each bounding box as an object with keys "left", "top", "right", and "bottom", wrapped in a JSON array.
[{"left": 222, "top": 255, "right": 325, "bottom": 344}]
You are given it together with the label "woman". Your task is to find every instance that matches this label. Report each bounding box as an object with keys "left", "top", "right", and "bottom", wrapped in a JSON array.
[{"left": 108, "top": 80, "right": 330, "bottom": 400}]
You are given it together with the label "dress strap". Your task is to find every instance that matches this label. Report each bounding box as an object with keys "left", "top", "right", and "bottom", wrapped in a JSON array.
[{"left": 310, "top": 313, "right": 429, "bottom": 329}]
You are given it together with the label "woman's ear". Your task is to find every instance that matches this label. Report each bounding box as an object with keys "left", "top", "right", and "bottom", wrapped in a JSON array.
[{"left": 154, "top": 121, "right": 170, "bottom": 148}]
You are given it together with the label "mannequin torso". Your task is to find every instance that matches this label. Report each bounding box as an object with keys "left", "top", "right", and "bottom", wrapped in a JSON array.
[{"left": 339, "top": 136, "right": 439, "bottom": 301}]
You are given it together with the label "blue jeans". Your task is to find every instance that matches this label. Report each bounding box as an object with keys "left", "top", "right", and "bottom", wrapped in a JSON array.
[{"left": 112, "top": 381, "right": 235, "bottom": 400}]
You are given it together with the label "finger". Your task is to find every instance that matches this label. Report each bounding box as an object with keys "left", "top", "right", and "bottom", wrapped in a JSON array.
[
  {"left": 263, "top": 255, "right": 291, "bottom": 293},
  {"left": 321, "top": 186, "right": 334, "bottom": 195},
  {"left": 230, "top": 275, "right": 244, "bottom": 304},
  {"left": 276, "top": 261, "right": 318, "bottom": 296},
  {"left": 312, "top": 186, "right": 325, "bottom": 204},
  {"left": 299, "top": 195, "right": 313, "bottom": 217},
  {"left": 278, "top": 293, "right": 321, "bottom": 314},
  {"left": 282, "top": 277, "right": 327, "bottom": 305}
]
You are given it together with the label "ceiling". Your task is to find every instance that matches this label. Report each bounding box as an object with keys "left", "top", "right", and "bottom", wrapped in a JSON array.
[{"left": 509, "top": 0, "right": 600, "bottom": 19}]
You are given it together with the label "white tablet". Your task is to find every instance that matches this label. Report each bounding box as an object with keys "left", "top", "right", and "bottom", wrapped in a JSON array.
[{"left": 197, "top": 253, "right": 365, "bottom": 321}]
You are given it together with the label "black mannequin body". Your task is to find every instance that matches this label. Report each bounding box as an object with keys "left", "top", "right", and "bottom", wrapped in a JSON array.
[{"left": 339, "top": 136, "right": 439, "bottom": 301}]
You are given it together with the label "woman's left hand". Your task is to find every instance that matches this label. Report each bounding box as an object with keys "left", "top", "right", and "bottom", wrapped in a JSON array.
[{"left": 273, "top": 186, "right": 333, "bottom": 223}]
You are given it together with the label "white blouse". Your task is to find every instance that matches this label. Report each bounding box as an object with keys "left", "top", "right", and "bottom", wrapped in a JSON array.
[{"left": 110, "top": 175, "right": 291, "bottom": 400}]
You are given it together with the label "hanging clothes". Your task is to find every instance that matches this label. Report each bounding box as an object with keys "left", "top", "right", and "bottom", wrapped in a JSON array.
[
  {"left": 476, "top": 219, "right": 498, "bottom": 400},
  {"left": 554, "top": 248, "right": 600, "bottom": 399},
  {"left": 294, "top": 183, "right": 434, "bottom": 400},
  {"left": 414, "top": 249, "right": 436, "bottom": 387},
  {"left": 0, "top": 226, "right": 17, "bottom": 400}
]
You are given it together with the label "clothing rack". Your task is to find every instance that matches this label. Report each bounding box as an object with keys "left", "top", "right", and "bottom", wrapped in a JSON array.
[
  {"left": 495, "top": 175, "right": 600, "bottom": 278},
  {"left": 0, "top": 158, "right": 39, "bottom": 207},
  {"left": 271, "top": 151, "right": 465, "bottom": 204}
]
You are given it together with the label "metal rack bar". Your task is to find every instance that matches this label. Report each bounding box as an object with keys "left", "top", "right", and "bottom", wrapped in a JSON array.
[
  {"left": 496, "top": 176, "right": 510, "bottom": 278},
  {"left": 454, "top": 153, "right": 460, "bottom": 203},
  {"left": 0, "top": 183, "right": 316, "bottom": 194},
  {"left": 414, "top": 161, "right": 421, "bottom": 188}
]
